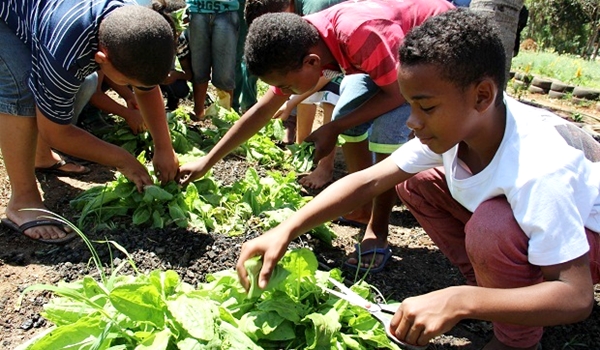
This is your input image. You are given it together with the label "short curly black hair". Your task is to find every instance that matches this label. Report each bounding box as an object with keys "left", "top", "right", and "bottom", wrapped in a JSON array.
[
  {"left": 99, "top": 4, "right": 177, "bottom": 86},
  {"left": 244, "top": 12, "right": 320, "bottom": 77},
  {"left": 245, "top": 0, "right": 290, "bottom": 26},
  {"left": 399, "top": 9, "right": 506, "bottom": 104}
]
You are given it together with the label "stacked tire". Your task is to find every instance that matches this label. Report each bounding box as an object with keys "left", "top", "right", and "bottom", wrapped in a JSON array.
[
  {"left": 528, "top": 76, "right": 553, "bottom": 95},
  {"left": 548, "top": 81, "right": 574, "bottom": 100},
  {"left": 572, "top": 87, "right": 600, "bottom": 105}
]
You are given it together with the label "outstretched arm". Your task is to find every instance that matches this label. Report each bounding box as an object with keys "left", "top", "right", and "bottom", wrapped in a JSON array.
[
  {"left": 236, "top": 156, "right": 413, "bottom": 290},
  {"left": 133, "top": 86, "right": 179, "bottom": 184},
  {"left": 178, "top": 89, "right": 290, "bottom": 184}
]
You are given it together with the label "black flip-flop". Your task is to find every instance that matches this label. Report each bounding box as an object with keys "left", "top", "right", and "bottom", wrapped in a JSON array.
[
  {"left": 343, "top": 243, "right": 393, "bottom": 274},
  {"left": 1, "top": 218, "right": 77, "bottom": 244},
  {"left": 333, "top": 216, "right": 367, "bottom": 228},
  {"left": 35, "top": 159, "right": 91, "bottom": 177}
]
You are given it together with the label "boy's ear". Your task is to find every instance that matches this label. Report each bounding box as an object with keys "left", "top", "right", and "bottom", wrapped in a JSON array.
[
  {"left": 473, "top": 78, "right": 498, "bottom": 112},
  {"left": 94, "top": 49, "right": 109, "bottom": 64},
  {"left": 303, "top": 53, "right": 321, "bottom": 68}
]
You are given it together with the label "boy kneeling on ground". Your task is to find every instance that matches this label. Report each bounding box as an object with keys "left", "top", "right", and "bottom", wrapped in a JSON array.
[{"left": 236, "top": 9, "right": 600, "bottom": 349}]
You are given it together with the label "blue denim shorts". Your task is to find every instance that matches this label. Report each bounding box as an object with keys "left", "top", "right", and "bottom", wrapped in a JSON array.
[
  {"left": 333, "top": 74, "right": 412, "bottom": 154},
  {"left": 188, "top": 11, "right": 239, "bottom": 91},
  {"left": 0, "top": 20, "right": 36, "bottom": 117}
]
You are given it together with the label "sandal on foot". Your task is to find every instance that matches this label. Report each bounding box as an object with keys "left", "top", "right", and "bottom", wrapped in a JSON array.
[
  {"left": 35, "top": 158, "right": 91, "bottom": 177},
  {"left": 1, "top": 218, "right": 77, "bottom": 244},
  {"left": 343, "top": 243, "right": 393, "bottom": 274}
]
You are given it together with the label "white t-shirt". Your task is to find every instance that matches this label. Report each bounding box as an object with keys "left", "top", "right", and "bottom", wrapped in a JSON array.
[{"left": 392, "top": 96, "right": 600, "bottom": 266}]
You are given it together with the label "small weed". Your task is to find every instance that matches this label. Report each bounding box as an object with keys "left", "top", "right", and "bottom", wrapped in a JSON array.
[
  {"left": 562, "top": 334, "right": 589, "bottom": 349},
  {"left": 572, "top": 112, "right": 584, "bottom": 123}
]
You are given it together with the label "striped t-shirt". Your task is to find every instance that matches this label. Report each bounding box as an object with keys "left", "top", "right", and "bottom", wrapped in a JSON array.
[{"left": 0, "top": 0, "right": 135, "bottom": 124}]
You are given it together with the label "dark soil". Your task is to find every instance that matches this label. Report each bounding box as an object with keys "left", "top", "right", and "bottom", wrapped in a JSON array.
[{"left": 1, "top": 93, "right": 600, "bottom": 349}]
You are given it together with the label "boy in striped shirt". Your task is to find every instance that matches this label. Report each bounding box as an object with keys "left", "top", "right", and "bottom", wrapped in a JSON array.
[{"left": 0, "top": 0, "right": 180, "bottom": 243}]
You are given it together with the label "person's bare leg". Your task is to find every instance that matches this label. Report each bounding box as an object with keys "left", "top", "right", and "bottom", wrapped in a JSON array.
[
  {"left": 346, "top": 152, "right": 396, "bottom": 268},
  {"left": 192, "top": 81, "right": 209, "bottom": 120},
  {"left": 299, "top": 103, "right": 335, "bottom": 189},
  {"left": 34, "top": 135, "right": 87, "bottom": 173},
  {"left": 482, "top": 335, "right": 538, "bottom": 350},
  {"left": 338, "top": 139, "right": 373, "bottom": 224},
  {"left": 296, "top": 103, "right": 317, "bottom": 143},
  {"left": 0, "top": 113, "right": 70, "bottom": 240}
]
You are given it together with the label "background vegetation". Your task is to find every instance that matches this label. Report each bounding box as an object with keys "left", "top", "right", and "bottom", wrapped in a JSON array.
[{"left": 524, "top": 0, "right": 599, "bottom": 58}]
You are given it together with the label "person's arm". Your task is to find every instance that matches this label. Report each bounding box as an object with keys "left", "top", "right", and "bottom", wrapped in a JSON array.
[
  {"left": 389, "top": 254, "right": 594, "bottom": 346},
  {"left": 235, "top": 156, "right": 414, "bottom": 290},
  {"left": 306, "top": 80, "right": 405, "bottom": 161},
  {"left": 91, "top": 73, "right": 145, "bottom": 134},
  {"left": 178, "top": 89, "right": 290, "bottom": 184},
  {"left": 133, "top": 86, "right": 179, "bottom": 184},
  {"left": 36, "top": 108, "right": 153, "bottom": 191}
]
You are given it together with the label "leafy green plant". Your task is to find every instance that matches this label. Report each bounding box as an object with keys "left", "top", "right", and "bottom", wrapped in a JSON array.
[
  {"left": 71, "top": 167, "right": 335, "bottom": 243},
  {"left": 17, "top": 242, "right": 405, "bottom": 350}
]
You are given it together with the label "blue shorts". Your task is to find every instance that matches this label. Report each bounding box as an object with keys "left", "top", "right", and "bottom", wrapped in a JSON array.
[
  {"left": 0, "top": 20, "right": 36, "bottom": 117},
  {"left": 333, "top": 74, "right": 412, "bottom": 154},
  {"left": 188, "top": 11, "right": 239, "bottom": 91},
  {"left": 0, "top": 21, "right": 97, "bottom": 121}
]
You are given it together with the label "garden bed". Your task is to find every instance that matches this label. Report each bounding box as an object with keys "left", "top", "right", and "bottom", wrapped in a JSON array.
[{"left": 1, "top": 96, "right": 600, "bottom": 349}]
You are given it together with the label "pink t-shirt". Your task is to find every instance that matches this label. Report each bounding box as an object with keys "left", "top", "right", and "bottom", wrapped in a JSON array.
[{"left": 273, "top": 0, "right": 453, "bottom": 95}]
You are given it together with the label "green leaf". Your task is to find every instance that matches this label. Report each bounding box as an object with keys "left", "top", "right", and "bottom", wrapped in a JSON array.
[
  {"left": 28, "top": 315, "right": 108, "bottom": 350},
  {"left": 134, "top": 328, "right": 171, "bottom": 350},
  {"left": 303, "top": 308, "right": 341, "bottom": 349},
  {"left": 109, "top": 283, "right": 166, "bottom": 327},
  {"left": 166, "top": 295, "right": 218, "bottom": 341},
  {"left": 132, "top": 206, "right": 152, "bottom": 225},
  {"left": 244, "top": 256, "right": 290, "bottom": 299}
]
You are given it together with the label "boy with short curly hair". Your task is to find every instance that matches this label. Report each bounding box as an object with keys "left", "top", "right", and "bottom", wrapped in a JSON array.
[
  {"left": 237, "top": 9, "right": 600, "bottom": 349},
  {"left": 0, "top": 0, "right": 180, "bottom": 243}
]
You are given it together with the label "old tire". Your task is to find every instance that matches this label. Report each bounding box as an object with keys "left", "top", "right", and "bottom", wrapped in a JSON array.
[
  {"left": 573, "top": 87, "right": 600, "bottom": 101},
  {"left": 548, "top": 90, "right": 566, "bottom": 99},
  {"left": 528, "top": 85, "right": 548, "bottom": 94},
  {"left": 550, "top": 81, "right": 575, "bottom": 93},
  {"left": 531, "top": 77, "right": 553, "bottom": 90}
]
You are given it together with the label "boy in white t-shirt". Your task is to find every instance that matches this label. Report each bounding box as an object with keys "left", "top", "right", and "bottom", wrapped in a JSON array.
[{"left": 236, "top": 9, "right": 600, "bottom": 349}]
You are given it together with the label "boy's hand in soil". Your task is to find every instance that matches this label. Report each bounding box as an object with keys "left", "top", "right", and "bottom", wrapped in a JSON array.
[
  {"left": 116, "top": 156, "right": 154, "bottom": 192},
  {"left": 152, "top": 148, "right": 179, "bottom": 185},
  {"left": 236, "top": 228, "right": 293, "bottom": 291},
  {"left": 123, "top": 108, "right": 145, "bottom": 135},
  {"left": 305, "top": 123, "right": 339, "bottom": 162},
  {"left": 272, "top": 100, "right": 294, "bottom": 121},
  {"left": 177, "top": 156, "right": 211, "bottom": 186}
]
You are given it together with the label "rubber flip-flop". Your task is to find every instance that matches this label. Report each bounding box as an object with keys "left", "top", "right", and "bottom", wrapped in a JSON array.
[
  {"left": 35, "top": 159, "right": 91, "bottom": 177},
  {"left": 333, "top": 216, "right": 368, "bottom": 228},
  {"left": 343, "top": 243, "right": 393, "bottom": 274},
  {"left": 1, "top": 218, "right": 77, "bottom": 244}
]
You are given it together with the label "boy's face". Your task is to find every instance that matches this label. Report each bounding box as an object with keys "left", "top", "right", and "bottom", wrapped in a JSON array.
[
  {"left": 95, "top": 51, "right": 155, "bottom": 90},
  {"left": 398, "top": 64, "right": 479, "bottom": 154},
  {"left": 260, "top": 62, "right": 321, "bottom": 95}
]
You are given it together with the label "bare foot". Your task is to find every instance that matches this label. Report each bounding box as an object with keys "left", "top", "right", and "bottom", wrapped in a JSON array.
[
  {"left": 298, "top": 164, "right": 333, "bottom": 190},
  {"left": 346, "top": 232, "right": 389, "bottom": 269},
  {"left": 5, "top": 206, "right": 71, "bottom": 241},
  {"left": 482, "top": 336, "right": 539, "bottom": 350}
]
